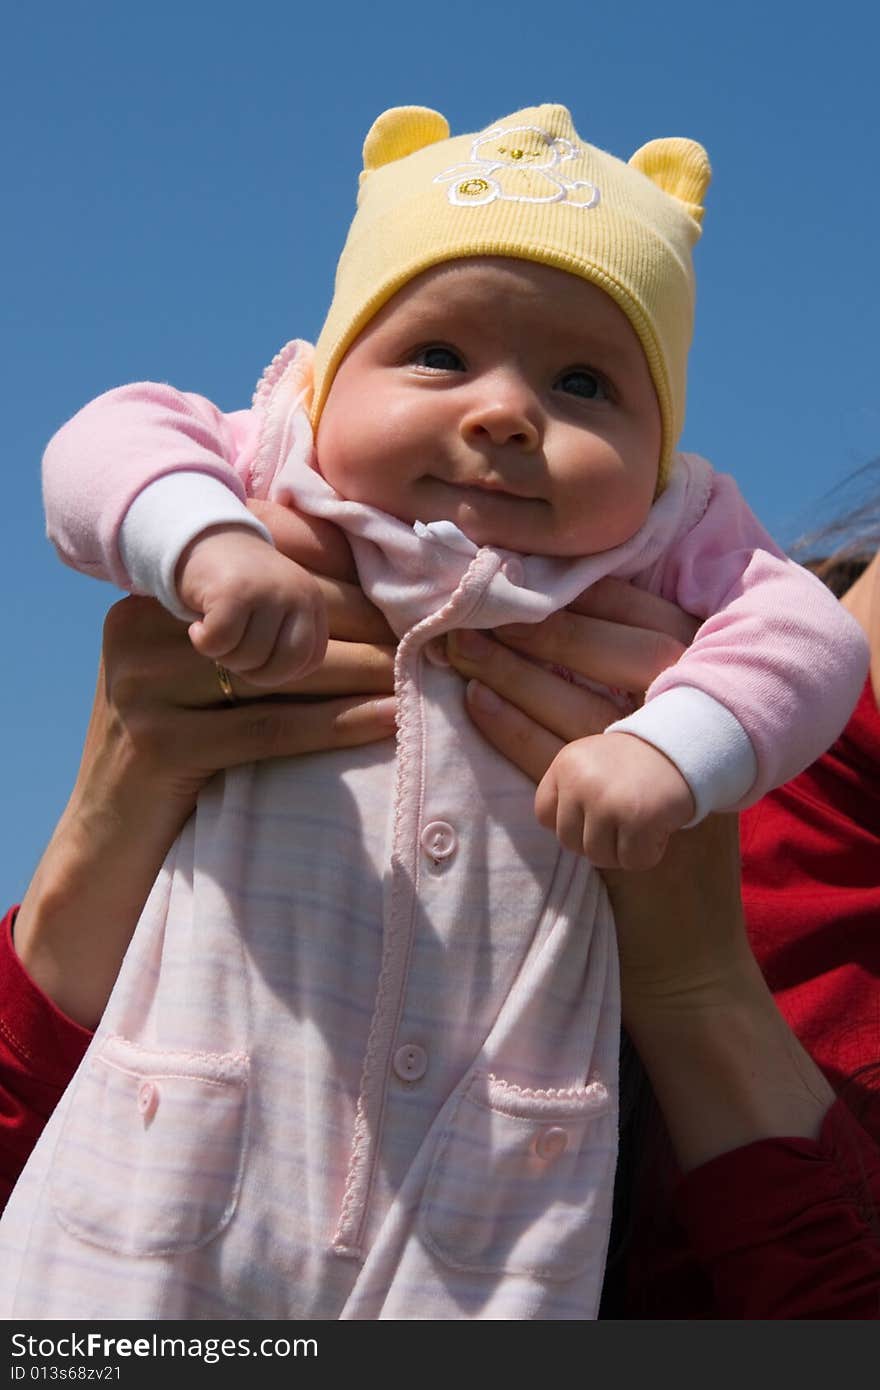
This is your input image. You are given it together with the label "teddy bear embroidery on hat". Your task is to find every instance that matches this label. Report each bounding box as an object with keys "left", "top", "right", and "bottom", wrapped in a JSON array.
[{"left": 433, "top": 122, "right": 601, "bottom": 208}]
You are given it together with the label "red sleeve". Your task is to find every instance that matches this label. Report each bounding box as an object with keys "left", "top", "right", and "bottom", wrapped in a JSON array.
[
  {"left": 0, "top": 907, "right": 92, "bottom": 1210},
  {"left": 673, "top": 1098, "right": 880, "bottom": 1318}
]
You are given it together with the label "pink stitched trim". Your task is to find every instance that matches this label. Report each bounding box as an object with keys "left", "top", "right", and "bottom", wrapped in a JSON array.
[
  {"left": 251, "top": 340, "right": 309, "bottom": 409},
  {"left": 104, "top": 1035, "right": 248, "bottom": 1067},
  {"left": 330, "top": 1241, "right": 363, "bottom": 1261},
  {"left": 334, "top": 551, "right": 505, "bottom": 1253},
  {"left": 487, "top": 1074, "right": 605, "bottom": 1101},
  {"left": 98, "top": 1060, "right": 246, "bottom": 1090},
  {"left": 250, "top": 340, "right": 316, "bottom": 498},
  {"left": 418, "top": 1080, "right": 614, "bottom": 1283},
  {"left": 334, "top": 627, "right": 425, "bottom": 1251}
]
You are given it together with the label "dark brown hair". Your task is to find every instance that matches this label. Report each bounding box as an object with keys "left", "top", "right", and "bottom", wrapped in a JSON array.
[{"left": 791, "top": 458, "right": 880, "bottom": 594}]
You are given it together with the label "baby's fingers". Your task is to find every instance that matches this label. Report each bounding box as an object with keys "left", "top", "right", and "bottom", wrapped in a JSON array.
[
  {"left": 533, "top": 762, "right": 561, "bottom": 832},
  {"left": 536, "top": 774, "right": 614, "bottom": 865},
  {"left": 252, "top": 606, "right": 328, "bottom": 687},
  {"left": 614, "top": 823, "right": 669, "bottom": 872},
  {"left": 188, "top": 600, "right": 249, "bottom": 661},
  {"left": 227, "top": 604, "right": 327, "bottom": 688}
]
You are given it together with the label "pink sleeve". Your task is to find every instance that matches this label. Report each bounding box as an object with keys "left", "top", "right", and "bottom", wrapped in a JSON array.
[
  {"left": 42, "top": 383, "right": 260, "bottom": 589},
  {"left": 648, "top": 471, "right": 870, "bottom": 803}
]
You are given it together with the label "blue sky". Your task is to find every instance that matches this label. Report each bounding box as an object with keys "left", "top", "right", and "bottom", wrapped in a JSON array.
[{"left": 2, "top": 0, "right": 878, "bottom": 906}]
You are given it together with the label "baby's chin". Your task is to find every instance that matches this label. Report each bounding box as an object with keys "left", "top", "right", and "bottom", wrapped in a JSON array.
[
  {"left": 404, "top": 490, "right": 549, "bottom": 554},
  {"left": 416, "top": 503, "right": 535, "bottom": 554},
  {"left": 322, "top": 471, "right": 645, "bottom": 558},
  {"left": 415, "top": 502, "right": 643, "bottom": 559}
]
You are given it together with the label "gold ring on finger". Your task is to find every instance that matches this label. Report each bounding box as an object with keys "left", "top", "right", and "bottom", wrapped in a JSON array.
[{"left": 215, "top": 663, "right": 237, "bottom": 705}]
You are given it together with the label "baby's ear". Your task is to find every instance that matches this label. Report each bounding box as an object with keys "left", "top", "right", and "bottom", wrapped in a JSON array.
[
  {"left": 361, "top": 107, "right": 450, "bottom": 180},
  {"left": 629, "top": 138, "right": 711, "bottom": 224}
]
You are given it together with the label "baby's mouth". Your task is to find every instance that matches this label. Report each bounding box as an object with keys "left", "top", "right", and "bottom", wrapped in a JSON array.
[{"left": 440, "top": 475, "right": 535, "bottom": 502}]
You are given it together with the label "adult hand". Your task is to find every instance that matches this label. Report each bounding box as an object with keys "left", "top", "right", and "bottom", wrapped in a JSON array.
[
  {"left": 446, "top": 585, "right": 834, "bottom": 1167},
  {"left": 14, "top": 501, "right": 396, "bottom": 1027},
  {"left": 446, "top": 577, "right": 698, "bottom": 781},
  {"left": 445, "top": 574, "right": 707, "bottom": 1004},
  {"left": 61, "top": 501, "right": 397, "bottom": 839},
  {"left": 100, "top": 533, "right": 395, "bottom": 820},
  {"left": 605, "top": 813, "right": 834, "bottom": 1169},
  {"left": 446, "top": 579, "right": 745, "bottom": 1024}
]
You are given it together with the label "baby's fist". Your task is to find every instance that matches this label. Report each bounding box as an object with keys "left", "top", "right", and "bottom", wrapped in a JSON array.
[
  {"left": 535, "top": 732, "right": 696, "bottom": 870},
  {"left": 177, "top": 525, "right": 327, "bottom": 687}
]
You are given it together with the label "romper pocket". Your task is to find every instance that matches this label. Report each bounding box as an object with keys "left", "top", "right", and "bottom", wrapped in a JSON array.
[
  {"left": 50, "top": 1036, "right": 249, "bottom": 1257},
  {"left": 420, "top": 1071, "right": 614, "bottom": 1281}
]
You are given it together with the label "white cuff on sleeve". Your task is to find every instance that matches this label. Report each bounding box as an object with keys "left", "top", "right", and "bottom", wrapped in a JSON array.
[
  {"left": 119, "top": 472, "right": 273, "bottom": 622},
  {"left": 606, "top": 686, "right": 758, "bottom": 823}
]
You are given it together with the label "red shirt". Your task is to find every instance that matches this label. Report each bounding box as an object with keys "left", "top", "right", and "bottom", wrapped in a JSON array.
[
  {"left": 743, "top": 677, "right": 880, "bottom": 1102},
  {"left": 0, "top": 908, "right": 90, "bottom": 1210},
  {"left": 621, "top": 678, "right": 880, "bottom": 1317}
]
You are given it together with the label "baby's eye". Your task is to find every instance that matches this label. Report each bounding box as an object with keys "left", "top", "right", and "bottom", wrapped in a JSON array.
[
  {"left": 556, "top": 368, "right": 609, "bottom": 401},
  {"left": 412, "top": 345, "right": 466, "bottom": 372}
]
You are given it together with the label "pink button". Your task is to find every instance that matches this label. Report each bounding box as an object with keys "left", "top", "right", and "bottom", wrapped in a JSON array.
[
  {"left": 501, "top": 556, "right": 524, "bottom": 586},
  {"left": 424, "top": 638, "right": 451, "bottom": 668},
  {"left": 420, "top": 820, "right": 457, "bottom": 862},
  {"left": 534, "top": 1125, "right": 568, "bottom": 1161},
  {"left": 137, "top": 1081, "right": 158, "bottom": 1121},
  {"left": 393, "top": 1044, "right": 428, "bottom": 1082}
]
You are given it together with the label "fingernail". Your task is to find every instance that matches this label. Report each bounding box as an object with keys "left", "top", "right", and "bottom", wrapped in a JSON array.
[
  {"left": 449, "top": 629, "right": 491, "bottom": 660},
  {"left": 425, "top": 637, "right": 451, "bottom": 666},
  {"left": 467, "top": 679, "right": 502, "bottom": 712},
  {"left": 370, "top": 697, "right": 398, "bottom": 724}
]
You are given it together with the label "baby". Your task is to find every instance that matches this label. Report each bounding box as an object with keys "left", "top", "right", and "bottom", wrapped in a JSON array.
[
  {"left": 179, "top": 254, "right": 691, "bottom": 870},
  {"left": 2, "top": 104, "right": 867, "bottom": 1322}
]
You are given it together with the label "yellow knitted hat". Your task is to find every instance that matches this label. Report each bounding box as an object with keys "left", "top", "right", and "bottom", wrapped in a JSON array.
[{"left": 311, "top": 103, "right": 711, "bottom": 489}]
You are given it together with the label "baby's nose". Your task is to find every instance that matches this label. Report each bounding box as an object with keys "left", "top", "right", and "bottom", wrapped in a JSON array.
[{"left": 460, "top": 386, "right": 541, "bottom": 450}]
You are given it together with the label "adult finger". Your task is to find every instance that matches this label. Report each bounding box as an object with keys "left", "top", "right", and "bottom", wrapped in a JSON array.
[
  {"left": 447, "top": 629, "right": 619, "bottom": 743},
  {"left": 104, "top": 594, "right": 392, "bottom": 713},
  {"left": 165, "top": 693, "right": 398, "bottom": 773},
  {"left": 569, "top": 577, "right": 701, "bottom": 647},
  {"left": 247, "top": 502, "right": 395, "bottom": 643},
  {"left": 318, "top": 574, "right": 395, "bottom": 644},
  {"left": 463, "top": 679, "right": 563, "bottom": 784},
  {"left": 247, "top": 499, "right": 357, "bottom": 582},
  {"left": 492, "top": 606, "right": 690, "bottom": 695},
  {"left": 194, "top": 640, "right": 393, "bottom": 704},
  {"left": 280, "top": 640, "right": 394, "bottom": 696}
]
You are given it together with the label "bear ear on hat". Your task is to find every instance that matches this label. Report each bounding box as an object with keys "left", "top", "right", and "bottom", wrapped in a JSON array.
[
  {"left": 629, "top": 137, "right": 711, "bottom": 225},
  {"left": 361, "top": 106, "right": 450, "bottom": 179}
]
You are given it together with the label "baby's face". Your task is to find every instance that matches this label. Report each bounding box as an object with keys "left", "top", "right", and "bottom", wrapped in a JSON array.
[{"left": 315, "top": 258, "right": 661, "bottom": 557}]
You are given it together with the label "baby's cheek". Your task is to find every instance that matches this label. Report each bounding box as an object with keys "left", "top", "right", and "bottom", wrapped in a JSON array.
[
  {"left": 312, "top": 418, "right": 343, "bottom": 488},
  {"left": 544, "top": 470, "right": 645, "bottom": 555},
  {"left": 314, "top": 439, "right": 376, "bottom": 507}
]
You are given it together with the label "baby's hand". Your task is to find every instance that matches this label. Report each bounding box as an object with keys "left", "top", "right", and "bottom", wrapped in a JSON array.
[
  {"left": 176, "top": 525, "right": 327, "bottom": 687},
  {"left": 534, "top": 732, "right": 696, "bottom": 870}
]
